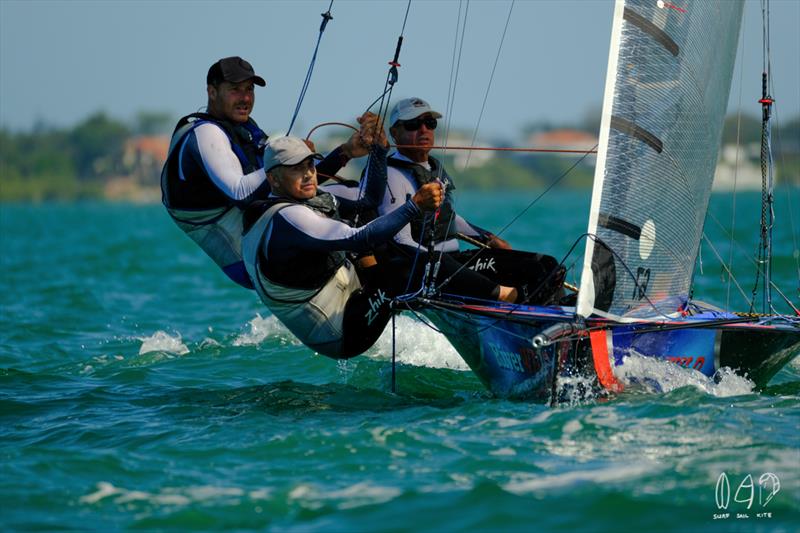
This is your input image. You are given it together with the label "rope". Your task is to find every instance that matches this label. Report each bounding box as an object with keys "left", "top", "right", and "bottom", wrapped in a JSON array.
[
  {"left": 287, "top": 0, "right": 335, "bottom": 136},
  {"left": 305, "top": 127, "right": 598, "bottom": 155},
  {"left": 396, "top": 144, "right": 596, "bottom": 154},
  {"left": 305, "top": 121, "right": 357, "bottom": 140}
]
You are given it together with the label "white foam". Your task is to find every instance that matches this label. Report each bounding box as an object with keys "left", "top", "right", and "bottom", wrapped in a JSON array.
[
  {"left": 233, "top": 314, "right": 302, "bottom": 347},
  {"left": 562, "top": 419, "right": 583, "bottom": 435},
  {"left": 366, "top": 314, "right": 468, "bottom": 370},
  {"left": 198, "top": 338, "right": 221, "bottom": 349},
  {"left": 138, "top": 331, "right": 189, "bottom": 356},
  {"left": 504, "top": 462, "right": 658, "bottom": 494},
  {"left": 489, "top": 447, "right": 517, "bottom": 456},
  {"left": 555, "top": 374, "right": 602, "bottom": 406},
  {"left": 80, "top": 481, "right": 121, "bottom": 504},
  {"left": 80, "top": 482, "right": 257, "bottom": 508},
  {"left": 615, "top": 353, "right": 755, "bottom": 397},
  {"left": 288, "top": 481, "right": 401, "bottom": 510}
]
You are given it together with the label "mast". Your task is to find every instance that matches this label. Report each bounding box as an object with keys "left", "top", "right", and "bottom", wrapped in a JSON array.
[{"left": 752, "top": 0, "right": 775, "bottom": 313}]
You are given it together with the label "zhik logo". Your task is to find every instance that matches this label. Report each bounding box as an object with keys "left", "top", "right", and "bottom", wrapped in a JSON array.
[{"left": 364, "top": 289, "right": 389, "bottom": 326}]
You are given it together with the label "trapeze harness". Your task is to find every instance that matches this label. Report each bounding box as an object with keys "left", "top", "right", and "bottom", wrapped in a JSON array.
[
  {"left": 386, "top": 155, "right": 491, "bottom": 249},
  {"left": 161, "top": 113, "right": 268, "bottom": 289},
  {"left": 241, "top": 194, "right": 361, "bottom": 358}
]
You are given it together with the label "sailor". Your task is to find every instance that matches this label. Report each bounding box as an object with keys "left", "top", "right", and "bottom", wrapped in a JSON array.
[
  {"left": 375, "top": 97, "right": 566, "bottom": 304},
  {"left": 241, "top": 136, "right": 443, "bottom": 359},
  {"left": 383, "top": 97, "right": 512, "bottom": 252},
  {"left": 161, "top": 56, "right": 383, "bottom": 289}
]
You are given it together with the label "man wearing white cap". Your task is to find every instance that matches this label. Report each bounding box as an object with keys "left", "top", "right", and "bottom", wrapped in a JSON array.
[
  {"left": 240, "top": 136, "right": 443, "bottom": 359},
  {"left": 375, "top": 97, "right": 522, "bottom": 303},
  {"left": 161, "top": 56, "right": 383, "bottom": 290},
  {"left": 373, "top": 97, "right": 568, "bottom": 305}
]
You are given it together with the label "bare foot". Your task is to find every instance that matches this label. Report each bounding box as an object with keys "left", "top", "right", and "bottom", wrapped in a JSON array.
[{"left": 498, "top": 285, "right": 518, "bottom": 303}]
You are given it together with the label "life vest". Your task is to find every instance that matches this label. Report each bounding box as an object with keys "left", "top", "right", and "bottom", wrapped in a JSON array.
[
  {"left": 241, "top": 197, "right": 360, "bottom": 358},
  {"left": 386, "top": 156, "right": 457, "bottom": 246},
  {"left": 160, "top": 113, "right": 268, "bottom": 289}
]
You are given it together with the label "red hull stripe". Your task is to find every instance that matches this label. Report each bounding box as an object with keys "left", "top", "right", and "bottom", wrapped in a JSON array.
[{"left": 590, "top": 330, "right": 624, "bottom": 393}]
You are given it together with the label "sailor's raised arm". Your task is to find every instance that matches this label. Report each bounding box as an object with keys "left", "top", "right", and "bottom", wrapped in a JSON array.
[
  {"left": 266, "top": 182, "right": 441, "bottom": 255},
  {"left": 321, "top": 143, "right": 390, "bottom": 219},
  {"left": 316, "top": 112, "right": 388, "bottom": 185}
]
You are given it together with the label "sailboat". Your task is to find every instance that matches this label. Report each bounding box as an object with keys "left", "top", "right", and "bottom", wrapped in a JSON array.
[{"left": 405, "top": 0, "right": 800, "bottom": 401}]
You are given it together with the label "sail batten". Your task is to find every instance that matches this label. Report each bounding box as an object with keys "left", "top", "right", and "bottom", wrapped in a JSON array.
[{"left": 577, "top": 0, "right": 744, "bottom": 321}]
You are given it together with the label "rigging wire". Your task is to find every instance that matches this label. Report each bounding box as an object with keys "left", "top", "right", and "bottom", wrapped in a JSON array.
[
  {"left": 346, "top": 0, "right": 412, "bottom": 226},
  {"left": 417, "top": 0, "right": 470, "bottom": 298},
  {"left": 726, "top": 5, "right": 746, "bottom": 311},
  {"left": 706, "top": 209, "right": 799, "bottom": 314},
  {"left": 464, "top": 0, "right": 515, "bottom": 170},
  {"left": 362, "top": 0, "right": 412, "bottom": 122},
  {"left": 762, "top": 14, "right": 800, "bottom": 300},
  {"left": 443, "top": 0, "right": 469, "bottom": 152},
  {"left": 286, "top": 0, "right": 335, "bottom": 136},
  {"left": 773, "top": 108, "right": 800, "bottom": 300},
  {"left": 431, "top": 144, "right": 598, "bottom": 296},
  {"left": 369, "top": 0, "right": 412, "bottom": 387}
]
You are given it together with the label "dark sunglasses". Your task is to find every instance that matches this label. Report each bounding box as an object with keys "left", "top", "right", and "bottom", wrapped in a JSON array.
[{"left": 401, "top": 116, "right": 438, "bottom": 131}]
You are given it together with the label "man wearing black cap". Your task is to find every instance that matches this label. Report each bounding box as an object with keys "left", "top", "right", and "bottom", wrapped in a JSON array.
[{"left": 161, "top": 56, "right": 382, "bottom": 289}]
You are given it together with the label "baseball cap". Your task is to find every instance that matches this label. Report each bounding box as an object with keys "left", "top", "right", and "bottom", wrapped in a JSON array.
[
  {"left": 207, "top": 56, "right": 266, "bottom": 87},
  {"left": 263, "top": 136, "right": 322, "bottom": 172},
  {"left": 389, "top": 97, "right": 443, "bottom": 126}
]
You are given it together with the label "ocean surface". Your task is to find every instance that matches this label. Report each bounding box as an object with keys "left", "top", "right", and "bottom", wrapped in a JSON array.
[{"left": 1, "top": 190, "right": 798, "bottom": 531}]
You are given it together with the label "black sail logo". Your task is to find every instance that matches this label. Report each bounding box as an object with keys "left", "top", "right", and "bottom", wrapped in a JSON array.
[{"left": 632, "top": 267, "right": 651, "bottom": 300}]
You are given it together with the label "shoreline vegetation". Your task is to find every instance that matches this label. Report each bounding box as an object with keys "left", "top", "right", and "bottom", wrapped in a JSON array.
[{"left": 1, "top": 111, "right": 797, "bottom": 202}]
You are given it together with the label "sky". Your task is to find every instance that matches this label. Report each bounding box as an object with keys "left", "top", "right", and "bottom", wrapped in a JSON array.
[{"left": 1, "top": 0, "right": 798, "bottom": 142}]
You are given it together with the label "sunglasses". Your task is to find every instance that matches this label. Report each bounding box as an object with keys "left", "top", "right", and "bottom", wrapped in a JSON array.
[{"left": 401, "top": 116, "right": 438, "bottom": 131}]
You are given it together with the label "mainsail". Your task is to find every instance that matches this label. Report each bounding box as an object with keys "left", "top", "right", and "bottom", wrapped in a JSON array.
[{"left": 577, "top": 0, "right": 744, "bottom": 320}]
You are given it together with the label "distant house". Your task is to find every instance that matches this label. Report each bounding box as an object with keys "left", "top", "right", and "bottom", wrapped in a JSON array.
[
  {"left": 104, "top": 135, "right": 169, "bottom": 201},
  {"left": 713, "top": 143, "right": 762, "bottom": 190},
  {"left": 121, "top": 135, "right": 169, "bottom": 185},
  {"left": 441, "top": 132, "right": 495, "bottom": 170}
]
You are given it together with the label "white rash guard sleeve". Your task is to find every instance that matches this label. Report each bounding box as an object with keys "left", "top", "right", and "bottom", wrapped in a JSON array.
[{"left": 192, "top": 122, "right": 267, "bottom": 201}]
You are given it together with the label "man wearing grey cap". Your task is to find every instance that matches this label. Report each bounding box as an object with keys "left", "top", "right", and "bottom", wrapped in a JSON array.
[
  {"left": 240, "top": 136, "right": 443, "bottom": 359},
  {"left": 161, "top": 56, "right": 383, "bottom": 289}
]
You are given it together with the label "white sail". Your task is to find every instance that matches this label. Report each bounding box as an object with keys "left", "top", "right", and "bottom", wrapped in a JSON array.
[{"left": 577, "top": 0, "right": 744, "bottom": 320}]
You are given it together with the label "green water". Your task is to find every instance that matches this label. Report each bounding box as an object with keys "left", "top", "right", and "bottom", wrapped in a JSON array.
[{"left": 1, "top": 191, "right": 798, "bottom": 531}]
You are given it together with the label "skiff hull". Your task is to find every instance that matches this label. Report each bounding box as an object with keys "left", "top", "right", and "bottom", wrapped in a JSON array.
[{"left": 422, "top": 301, "right": 800, "bottom": 401}]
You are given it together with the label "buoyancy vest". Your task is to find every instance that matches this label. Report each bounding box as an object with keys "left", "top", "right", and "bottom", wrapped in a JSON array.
[
  {"left": 241, "top": 195, "right": 360, "bottom": 358},
  {"left": 243, "top": 193, "right": 346, "bottom": 288},
  {"left": 386, "top": 156, "right": 457, "bottom": 246},
  {"left": 160, "top": 113, "right": 268, "bottom": 289}
]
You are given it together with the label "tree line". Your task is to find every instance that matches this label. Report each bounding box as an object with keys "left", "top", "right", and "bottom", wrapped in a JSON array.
[
  {"left": 1, "top": 111, "right": 797, "bottom": 202},
  {"left": 0, "top": 111, "right": 173, "bottom": 201}
]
